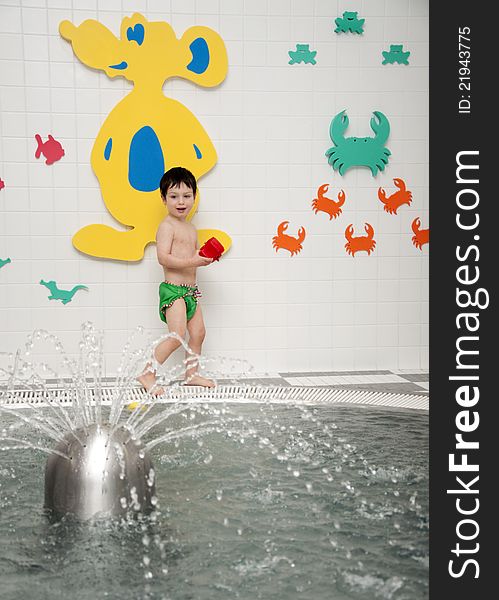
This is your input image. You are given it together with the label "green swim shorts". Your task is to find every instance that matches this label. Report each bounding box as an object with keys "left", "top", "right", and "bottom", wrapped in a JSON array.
[{"left": 159, "top": 281, "right": 201, "bottom": 324}]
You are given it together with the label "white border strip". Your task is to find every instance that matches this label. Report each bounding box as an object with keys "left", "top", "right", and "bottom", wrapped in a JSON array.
[{"left": 1, "top": 385, "right": 428, "bottom": 411}]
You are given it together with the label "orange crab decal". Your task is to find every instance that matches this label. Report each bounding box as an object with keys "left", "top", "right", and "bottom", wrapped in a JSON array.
[
  {"left": 344, "top": 223, "right": 376, "bottom": 256},
  {"left": 378, "top": 178, "right": 412, "bottom": 215},
  {"left": 312, "top": 184, "right": 346, "bottom": 220},
  {"left": 411, "top": 217, "right": 429, "bottom": 250},
  {"left": 272, "top": 221, "right": 306, "bottom": 256}
]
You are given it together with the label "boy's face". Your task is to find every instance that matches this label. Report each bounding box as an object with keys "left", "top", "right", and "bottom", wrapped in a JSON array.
[{"left": 163, "top": 182, "right": 195, "bottom": 220}]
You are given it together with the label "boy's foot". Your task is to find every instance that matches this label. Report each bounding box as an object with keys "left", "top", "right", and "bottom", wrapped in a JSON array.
[
  {"left": 137, "top": 371, "right": 164, "bottom": 396},
  {"left": 184, "top": 375, "right": 215, "bottom": 388}
]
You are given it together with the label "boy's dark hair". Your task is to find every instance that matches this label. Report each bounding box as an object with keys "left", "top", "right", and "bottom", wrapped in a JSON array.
[{"left": 159, "top": 167, "right": 197, "bottom": 199}]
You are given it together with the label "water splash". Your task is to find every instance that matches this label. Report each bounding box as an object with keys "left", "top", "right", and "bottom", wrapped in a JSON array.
[
  {"left": 0, "top": 323, "right": 349, "bottom": 526},
  {"left": 0, "top": 323, "right": 428, "bottom": 597}
]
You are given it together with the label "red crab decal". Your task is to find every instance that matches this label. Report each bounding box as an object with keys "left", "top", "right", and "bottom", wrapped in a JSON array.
[
  {"left": 272, "top": 221, "right": 306, "bottom": 256},
  {"left": 344, "top": 223, "right": 376, "bottom": 256},
  {"left": 312, "top": 184, "right": 346, "bottom": 220},
  {"left": 0, "top": 178, "right": 5, "bottom": 191},
  {"left": 35, "top": 134, "right": 65, "bottom": 165},
  {"left": 411, "top": 217, "right": 429, "bottom": 250},
  {"left": 378, "top": 178, "right": 412, "bottom": 215}
]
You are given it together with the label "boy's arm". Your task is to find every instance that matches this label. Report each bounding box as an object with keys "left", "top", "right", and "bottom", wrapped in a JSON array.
[{"left": 156, "top": 222, "right": 211, "bottom": 268}]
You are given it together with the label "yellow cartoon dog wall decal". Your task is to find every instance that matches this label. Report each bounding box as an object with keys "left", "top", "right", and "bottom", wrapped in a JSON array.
[{"left": 59, "top": 13, "right": 230, "bottom": 261}]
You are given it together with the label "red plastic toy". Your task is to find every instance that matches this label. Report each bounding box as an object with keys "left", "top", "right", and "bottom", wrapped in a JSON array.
[{"left": 199, "top": 237, "right": 224, "bottom": 261}]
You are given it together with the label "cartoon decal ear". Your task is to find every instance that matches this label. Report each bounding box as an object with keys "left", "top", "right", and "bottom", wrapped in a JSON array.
[
  {"left": 126, "top": 23, "right": 145, "bottom": 46},
  {"left": 178, "top": 26, "right": 228, "bottom": 87},
  {"left": 119, "top": 13, "right": 150, "bottom": 50},
  {"left": 59, "top": 19, "right": 127, "bottom": 78}
]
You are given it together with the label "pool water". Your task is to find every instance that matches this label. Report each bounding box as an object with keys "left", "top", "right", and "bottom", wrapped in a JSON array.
[{"left": 0, "top": 403, "right": 428, "bottom": 600}]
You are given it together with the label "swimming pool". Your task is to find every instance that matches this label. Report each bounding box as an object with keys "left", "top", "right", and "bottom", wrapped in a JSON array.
[{"left": 0, "top": 402, "right": 428, "bottom": 600}]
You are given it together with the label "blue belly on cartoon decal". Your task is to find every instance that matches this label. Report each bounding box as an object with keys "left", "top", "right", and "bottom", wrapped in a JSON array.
[
  {"left": 128, "top": 126, "right": 165, "bottom": 192},
  {"left": 104, "top": 138, "right": 112, "bottom": 160}
]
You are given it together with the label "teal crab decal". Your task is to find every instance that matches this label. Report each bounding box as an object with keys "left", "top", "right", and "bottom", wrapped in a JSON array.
[
  {"left": 382, "top": 44, "right": 410, "bottom": 65},
  {"left": 288, "top": 44, "right": 317, "bottom": 65},
  {"left": 334, "top": 12, "right": 365, "bottom": 34},
  {"left": 325, "top": 110, "right": 391, "bottom": 176}
]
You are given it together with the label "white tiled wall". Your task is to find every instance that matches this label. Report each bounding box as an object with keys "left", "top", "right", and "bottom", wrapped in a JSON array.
[{"left": 0, "top": 0, "right": 429, "bottom": 374}]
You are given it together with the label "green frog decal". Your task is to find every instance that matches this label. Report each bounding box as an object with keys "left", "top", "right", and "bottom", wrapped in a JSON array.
[
  {"left": 382, "top": 45, "right": 410, "bottom": 65},
  {"left": 334, "top": 12, "right": 365, "bottom": 34}
]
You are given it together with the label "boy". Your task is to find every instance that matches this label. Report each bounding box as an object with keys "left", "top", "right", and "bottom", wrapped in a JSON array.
[{"left": 138, "top": 167, "right": 215, "bottom": 394}]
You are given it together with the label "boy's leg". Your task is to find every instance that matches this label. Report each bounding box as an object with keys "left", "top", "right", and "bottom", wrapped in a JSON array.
[
  {"left": 156, "top": 300, "right": 187, "bottom": 363},
  {"left": 184, "top": 305, "right": 215, "bottom": 387},
  {"left": 138, "top": 300, "right": 187, "bottom": 394}
]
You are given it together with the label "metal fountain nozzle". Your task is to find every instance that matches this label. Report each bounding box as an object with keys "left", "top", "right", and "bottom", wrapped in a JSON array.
[{"left": 44, "top": 423, "right": 156, "bottom": 520}]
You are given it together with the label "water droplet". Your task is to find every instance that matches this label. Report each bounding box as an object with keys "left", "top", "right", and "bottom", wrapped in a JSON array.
[
  {"left": 147, "top": 468, "right": 155, "bottom": 487},
  {"left": 216, "top": 489, "right": 223, "bottom": 501}
]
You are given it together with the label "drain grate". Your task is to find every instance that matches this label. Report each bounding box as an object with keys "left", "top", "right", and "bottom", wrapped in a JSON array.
[{"left": 1, "top": 385, "right": 428, "bottom": 411}]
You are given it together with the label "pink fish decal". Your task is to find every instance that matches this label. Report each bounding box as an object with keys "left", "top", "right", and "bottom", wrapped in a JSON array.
[
  {"left": 0, "top": 178, "right": 5, "bottom": 190},
  {"left": 35, "top": 134, "right": 65, "bottom": 165}
]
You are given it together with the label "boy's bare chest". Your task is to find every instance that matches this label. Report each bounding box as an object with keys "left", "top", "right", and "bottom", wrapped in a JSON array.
[{"left": 172, "top": 224, "right": 196, "bottom": 255}]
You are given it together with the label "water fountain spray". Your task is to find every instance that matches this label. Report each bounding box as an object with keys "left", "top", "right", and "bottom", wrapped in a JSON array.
[
  {"left": 43, "top": 325, "right": 162, "bottom": 519},
  {"left": 1, "top": 323, "right": 251, "bottom": 521},
  {"left": 0, "top": 324, "right": 162, "bottom": 520}
]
